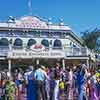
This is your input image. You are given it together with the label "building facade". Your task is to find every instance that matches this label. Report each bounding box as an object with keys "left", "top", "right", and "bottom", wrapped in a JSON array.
[{"left": 0, "top": 16, "right": 95, "bottom": 72}]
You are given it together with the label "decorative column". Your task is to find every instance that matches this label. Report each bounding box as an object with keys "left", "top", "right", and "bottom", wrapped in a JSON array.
[
  {"left": 62, "top": 59, "right": 65, "bottom": 70},
  {"left": 86, "top": 59, "right": 89, "bottom": 69},
  {"left": 36, "top": 59, "right": 39, "bottom": 64},
  {"left": 8, "top": 59, "right": 11, "bottom": 77},
  {"left": 8, "top": 38, "right": 12, "bottom": 78}
]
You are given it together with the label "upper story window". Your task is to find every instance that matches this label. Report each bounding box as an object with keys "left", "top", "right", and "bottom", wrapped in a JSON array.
[
  {"left": 14, "top": 38, "right": 23, "bottom": 47},
  {"left": 41, "top": 39, "right": 49, "bottom": 47},
  {"left": 40, "top": 32, "right": 49, "bottom": 37},
  {"left": 73, "top": 44, "right": 77, "bottom": 47},
  {"left": 53, "top": 39, "right": 62, "bottom": 49},
  {"left": 61, "top": 32, "right": 67, "bottom": 38},
  {"left": 12, "top": 32, "right": 22, "bottom": 36},
  {"left": 52, "top": 32, "right": 61, "bottom": 38},
  {"left": 22, "top": 31, "right": 39, "bottom": 37},
  {"left": 27, "top": 39, "right": 36, "bottom": 47},
  {"left": 0, "top": 31, "right": 10, "bottom": 37},
  {"left": 0, "top": 38, "right": 9, "bottom": 46}
]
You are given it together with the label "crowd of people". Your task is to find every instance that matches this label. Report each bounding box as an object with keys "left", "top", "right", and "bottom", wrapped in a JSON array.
[{"left": 0, "top": 62, "right": 100, "bottom": 100}]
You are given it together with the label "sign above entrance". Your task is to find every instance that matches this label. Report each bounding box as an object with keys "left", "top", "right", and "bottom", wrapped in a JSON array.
[{"left": 7, "top": 50, "right": 64, "bottom": 59}]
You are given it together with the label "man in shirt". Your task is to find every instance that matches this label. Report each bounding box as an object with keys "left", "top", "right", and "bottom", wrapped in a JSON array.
[
  {"left": 25, "top": 65, "right": 38, "bottom": 100},
  {"left": 34, "top": 64, "right": 48, "bottom": 100}
]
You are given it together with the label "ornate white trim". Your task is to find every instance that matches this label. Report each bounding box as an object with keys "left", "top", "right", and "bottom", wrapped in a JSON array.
[{"left": 0, "top": 16, "right": 71, "bottom": 30}]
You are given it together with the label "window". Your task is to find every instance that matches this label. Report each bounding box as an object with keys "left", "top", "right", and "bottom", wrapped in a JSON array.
[
  {"left": 0, "top": 38, "right": 9, "bottom": 46},
  {"left": 40, "top": 32, "right": 49, "bottom": 37},
  {"left": 53, "top": 39, "right": 62, "bottom": 49},
  {"left": 41, "top": 39, "right": 49, "bottom": 47},
  {"left": 27, "top": 39, "right": 36, "bottom": 47},
  {"left": 14, "top": 38, "right": 23, "bottom": 46}
]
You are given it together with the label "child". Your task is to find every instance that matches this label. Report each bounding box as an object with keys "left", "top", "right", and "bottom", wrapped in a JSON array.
[{"left": 59, "top": 79, "right": 65, "bottom": 100}]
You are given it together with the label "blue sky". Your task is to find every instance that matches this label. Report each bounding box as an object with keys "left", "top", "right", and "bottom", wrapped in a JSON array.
[{"left": 0, "top": 0, "right": 100, "bottom": 35}]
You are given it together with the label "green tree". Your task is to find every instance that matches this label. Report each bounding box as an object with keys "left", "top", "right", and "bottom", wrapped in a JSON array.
[{"left": 81, "top": 28, "right": 100, "bottom": 51}]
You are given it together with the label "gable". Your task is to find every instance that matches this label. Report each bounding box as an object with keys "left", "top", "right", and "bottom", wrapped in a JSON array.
[{"left": 15, "top": 16, "right": 48, "bottom": 29}]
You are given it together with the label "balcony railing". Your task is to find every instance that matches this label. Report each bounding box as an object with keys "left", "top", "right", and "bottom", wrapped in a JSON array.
[
  {"left": 64, "top": 47, "right": 88, "bottom": 56},
  {"left": 0, "top": 46, "right": 9, "bottom": 56}
]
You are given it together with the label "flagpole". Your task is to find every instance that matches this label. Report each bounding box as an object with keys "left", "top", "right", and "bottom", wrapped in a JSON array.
[{"left": 28, "top": 0, "right": 32, "bottom": 16}]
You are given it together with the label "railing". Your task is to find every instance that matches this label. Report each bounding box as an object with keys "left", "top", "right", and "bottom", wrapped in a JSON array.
[
  {"left": 0, "top": 46, "right": 91, "bottom": 57},
  {"left": 64, "top": 47, "right": 88, "bottom": 56},
  {"left": 0, "top": 46, "right": 9, "bottom": 56}
]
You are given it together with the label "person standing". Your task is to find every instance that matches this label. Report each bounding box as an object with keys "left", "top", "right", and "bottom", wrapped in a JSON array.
[
  {"left": 34, "top": 64, "right": 49, "bottom": 100},
  {"left": 17, "top": 68, "right": 23, "bottom": 100},
  {"left": 77, "top": 64, "right": 88, "bottom": 100},
  {"left": 73, "top": 66, "right": 79, "bottom": 100},
  {"left": 59, "top": 79, "right": 65, "bottom": 100},
  {"left": 49, "top": 68, "right": 56, "bottom": 100},
  {"left": 67, "top": 68, "right": 73, "bottom": 100},
  {"left": 25, "top": 65, "right": 38, "bottom": 100},
  {"left": 53, "top": 63, "right": 61, "bottom": 100}
]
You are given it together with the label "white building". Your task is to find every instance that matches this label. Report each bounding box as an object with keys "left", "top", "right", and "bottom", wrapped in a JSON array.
[{"left": 0, "top": 16, "right": 95, "bottom": 72}]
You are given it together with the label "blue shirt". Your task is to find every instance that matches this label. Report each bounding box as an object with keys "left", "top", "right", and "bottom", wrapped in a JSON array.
[{"left": 34, "top": 68, "right": 47, "bottom": 81}]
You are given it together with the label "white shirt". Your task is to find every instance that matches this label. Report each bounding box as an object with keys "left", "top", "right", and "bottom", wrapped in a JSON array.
[{"left": 24, "top": 71, "right": 34, "bottom": 80}]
